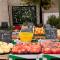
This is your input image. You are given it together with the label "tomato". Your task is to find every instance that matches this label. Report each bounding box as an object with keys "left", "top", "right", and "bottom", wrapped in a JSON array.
[
  {"left": 12, "top": 42, "right": 42, "bottom": 54},
  {"left": 56, "top": 48, "right": 60, "bottom": 54},
  {"left": 42, "top": 48, "right": 52, "bottom": 54},
  {"left": 51, "top": 48, "right": 57, "bottom": 54},
  {"left": 12, "top": 48, "right": 18, "bottom": 53},
  {"left": 12, "top": 35, "right": 17, "bottom": 39},
  {"left": 51, "top": 47, "right": 60, "bottom": 54},
  {"left": 29, "top": 43, "right": 41, "bottom": 53},
  {"left": 14, "top": 25, "right": 21, "bottom": 30},
  {"left": 18, "top": 49, "right": 22, "bottom": 54}
]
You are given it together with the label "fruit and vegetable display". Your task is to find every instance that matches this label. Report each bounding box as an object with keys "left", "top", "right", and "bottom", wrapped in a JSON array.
[
  {"left": 13, "top": 25, "right": 21, "bottom": 30},
  {"left": 42, "top": 40, "right": 60, "bottom": 54},
  {"left": 33, "top": 24, "right": 46, "bottom": 39},
  {"left": 45, "top": 24, "right": 57, "bottom": 39},
  {"left": 34, "top": 26, "right": 45, "bottom": 39},
  {"left": 0, "top": 41, "right": 13, "bottom": 54},
  {"left": 34, "top": 27, "right": 45, "bottom": 35},
  {"left": 0, "top": 39, "right": 59, "bottom": 54},
  {"left": 11, "top": 39, "right": 60, "bottom": 54},
  {"left": 11, "top": 42, "right": 41, "bottom": 54}
]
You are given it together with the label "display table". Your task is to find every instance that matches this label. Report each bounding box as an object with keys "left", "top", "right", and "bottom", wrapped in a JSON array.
[
  {"left": 43, "top": 54, "right": 60, "bottom": 60},
  {"left": 9, "top": 54, "right": 43, "bottom": 60}
]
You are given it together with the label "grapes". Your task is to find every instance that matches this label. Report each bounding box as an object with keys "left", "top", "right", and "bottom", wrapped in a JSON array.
[{"left": 45, "top": 24, "right": 57, "bottom": 39}]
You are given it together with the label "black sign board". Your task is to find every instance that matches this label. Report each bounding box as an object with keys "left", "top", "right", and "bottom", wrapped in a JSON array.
[{"left": 12, "top": 6, "right": 36, "bottom": 25}]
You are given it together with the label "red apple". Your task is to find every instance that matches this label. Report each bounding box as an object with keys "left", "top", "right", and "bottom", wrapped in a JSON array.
[
  {"left": 12, "top": 47, "right": 18, "bottom": 53},
  {"left": 42, "top": 47, "right": 52, "bottom": 54},
  {"left": 51, "top": 47, "right": 60, "bottom": 54}
]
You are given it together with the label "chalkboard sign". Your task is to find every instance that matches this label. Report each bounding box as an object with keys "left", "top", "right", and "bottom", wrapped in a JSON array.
[{"left": 12, "top": 6, "right": 36, "bottom": 25}]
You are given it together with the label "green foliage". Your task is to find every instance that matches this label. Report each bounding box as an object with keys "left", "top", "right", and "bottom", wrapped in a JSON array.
[
  {"left": 22, "top": 21, "right": 28, "bottom": 26},
  {"left": 32, "top": 0, "right": 40, "bottom": 4},
  {"left": 47, "top": 15, "right": 60, "bottom": 29},
  {"left": 31, "top": 0, "right": 52, "bottom": 10},
  {"left": 25, "top": 0, "right": 52, "bottom": 10},
  {"left": 42, "top": 0, "right": 52, "bottom": 10}
]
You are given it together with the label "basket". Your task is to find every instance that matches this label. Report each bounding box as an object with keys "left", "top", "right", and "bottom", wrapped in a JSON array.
[{"left": 18, "top": 32, "right": 33, "bottom": 42}]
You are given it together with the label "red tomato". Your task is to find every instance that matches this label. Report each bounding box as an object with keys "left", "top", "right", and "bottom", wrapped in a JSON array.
[
  {"left": 14, "top": 25, "right": 21, "bottom": 30},
  {"left": 18, "top": 49, "right": 22, "bottom": 54},
  {"left": 29, "top": 44, "right": 41, "bottom": 53},
  {"left": 51, "top": 47, "right": 60, "bottom": 54},
  {"left": 12, "top": 35, "right": 17, "bottom": 39},
  {"left": 56, "top": 48, "right": 60, "bottom": 54},
  {"left": 42, "top": 48, "right": 52, "bottom": 54},
  {"left": 12, "top": 48, "right": 18, "bottom": 53},
  {"left": 51, "top": 48, "right": 57, "bottom": 54}
]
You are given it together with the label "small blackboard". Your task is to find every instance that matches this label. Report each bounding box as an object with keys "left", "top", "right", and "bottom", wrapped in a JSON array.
[{"left": 12, "top": 6, "right": 36, "bottom": 25}]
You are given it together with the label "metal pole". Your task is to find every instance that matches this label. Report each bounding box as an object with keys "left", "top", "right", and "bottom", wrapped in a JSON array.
[{"left": 40, "top": 0, "right": 43, "bottom": 25}]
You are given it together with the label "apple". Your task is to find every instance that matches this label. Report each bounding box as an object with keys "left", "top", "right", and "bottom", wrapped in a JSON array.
[
  {"left": 51, "top": 47, "right": 60, "bottom": 54},
  {"left": 18, "top": 49, "right": 22, "bottom": 54},
  {"left": 11, "top": 42, "right": 42, "bottom": 54},
  {"left": 12, "top": 48, "right": 18, "bottom": 53},
  {"left": 29, "top": 43, "right": 41, "bottom": 53},
  {"left": 42, "top": 47, "right": 52, "bottom": 54}
]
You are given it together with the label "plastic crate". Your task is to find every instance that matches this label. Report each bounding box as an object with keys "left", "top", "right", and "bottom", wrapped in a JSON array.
[
  {"left": 8, "top": 54, "right": 43, "bottom": 60},
  {"left": 43, "top": 54, "right": 60, "bottom": 60}
]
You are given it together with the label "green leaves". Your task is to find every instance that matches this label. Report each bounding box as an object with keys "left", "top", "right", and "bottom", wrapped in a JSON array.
[
  {"left": 42, "top": 0, "right": 51, "bottom": 10},
  {"left": 47, "top": 15, "right": 60, "bottom": 29},
  {"left": 30, "top": 0, "right": 51, "bottom": 10},
  {"left": 24, "top": 0, "right": 52, "bottom": 10},
  {"left": 32, "top": 0, "right": 40, "bottom": 4}
]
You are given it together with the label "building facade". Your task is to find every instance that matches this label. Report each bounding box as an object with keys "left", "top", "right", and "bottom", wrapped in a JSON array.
[{"left": 0, "top": 0, "right": 59, "bottom": 26}]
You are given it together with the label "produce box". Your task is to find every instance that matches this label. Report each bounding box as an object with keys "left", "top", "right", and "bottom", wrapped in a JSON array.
[
  {"left": 34, "top": 26, "right": 45, "bottom": 39},
  {"left": 11, "top": 42, "right": 42, "bottom": 54},
  {"left": 43, "top": 54, "right": 60, "bottom": 60},
  {"left": 9, "top": 54, "right": 43, "bottom": 60},
  {"left": 41, "top": 40, "right": 60, "bottom": 54},
  {"left": 34, "top": 34, "right": 46, "bottom": 39}
]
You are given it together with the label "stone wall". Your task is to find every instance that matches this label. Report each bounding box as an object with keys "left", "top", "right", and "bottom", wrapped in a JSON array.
[
  {"left": 0, "top": 0, "right": 40, "bottom": 26},
  {"left": 0, "top": 0, "right": 9, "bottom": 26}
]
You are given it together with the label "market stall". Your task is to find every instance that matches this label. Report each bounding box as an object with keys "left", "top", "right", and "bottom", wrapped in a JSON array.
[
  {"left": 10, "top": 24, "right": 59, "bottom": 60},
  {"left": 0, "top": 24, "right": 60, "bottom": 60}
]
